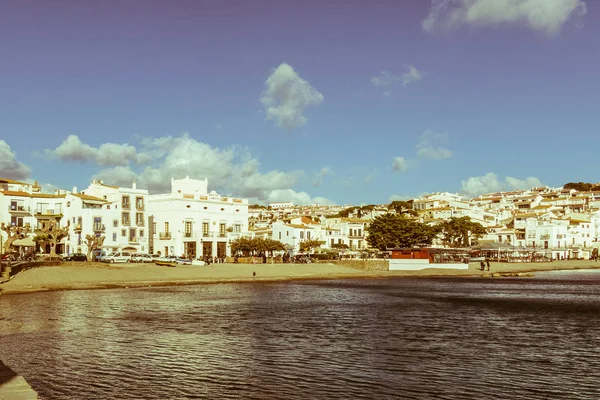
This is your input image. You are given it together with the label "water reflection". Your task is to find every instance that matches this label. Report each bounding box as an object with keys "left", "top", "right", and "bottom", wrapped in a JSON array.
[{"left": 1, "top": 275, "right": 600, "bottom": 399}]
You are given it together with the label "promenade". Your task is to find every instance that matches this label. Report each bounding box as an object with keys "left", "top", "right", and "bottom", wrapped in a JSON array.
[{"left": 1, "top": 259, "right": 599, "bottom": 295}]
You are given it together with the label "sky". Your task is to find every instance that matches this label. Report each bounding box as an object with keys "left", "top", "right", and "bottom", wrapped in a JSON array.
[{"left": 1, "top": 0, "right": 598, "bottom": 206}]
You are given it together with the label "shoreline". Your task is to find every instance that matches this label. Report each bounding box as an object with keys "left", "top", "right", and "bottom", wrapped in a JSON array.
[{"left": 1, "top": 260, "right": 600, "bottom": 296}]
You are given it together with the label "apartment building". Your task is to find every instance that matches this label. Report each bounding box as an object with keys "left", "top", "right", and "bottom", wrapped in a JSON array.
[{"left": 147, "top": 176, "right": 249, "bottom": 259}]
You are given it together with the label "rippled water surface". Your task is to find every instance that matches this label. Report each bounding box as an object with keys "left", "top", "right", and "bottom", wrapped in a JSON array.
[{"left": 2, "top": 273, "right": 600, "bottom": 399}]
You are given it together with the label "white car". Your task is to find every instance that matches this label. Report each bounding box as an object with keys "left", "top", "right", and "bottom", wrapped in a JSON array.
[
  {"left": 131, "top": 253, "right": 153, "bottom": 263},
  {"left": 103, "top": 251, "right": 132, "bottom": 263}
]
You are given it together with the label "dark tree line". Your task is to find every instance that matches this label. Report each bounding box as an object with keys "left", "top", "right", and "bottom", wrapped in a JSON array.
[{"left": 366, "top": 214, "right": 486, "bottom": 250}]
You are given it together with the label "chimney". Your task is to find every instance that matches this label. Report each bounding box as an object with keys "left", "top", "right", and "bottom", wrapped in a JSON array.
[
  {"left": 72, "top": 186, "right": 78, "bottom": 194},
  {"left": 132, "top": 181, "right": 137, "bottom": 190}
]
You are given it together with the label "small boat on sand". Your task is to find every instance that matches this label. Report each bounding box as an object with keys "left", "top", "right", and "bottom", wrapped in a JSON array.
[{"left": 154, "top": 260, "right": 177, "bottom": 267}]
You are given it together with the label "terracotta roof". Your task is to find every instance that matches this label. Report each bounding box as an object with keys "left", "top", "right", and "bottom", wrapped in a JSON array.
[
  {"left": 0, "top": 178, "right": 30, "bottom": 185},
  {"left": 341, "top": 218, "right": 368, "bottom": 223},
  {"left": 301, "top": 216, "right": 320, "bottom": 225},
  {"left": 71, "top": 193, "right": 107, "bottom": 202},
  {"left": 287, "top": 224, "right": 313, "bottom": 229},
  {"left": 0, "top": 190, "right": 65, "bottom": 199}
]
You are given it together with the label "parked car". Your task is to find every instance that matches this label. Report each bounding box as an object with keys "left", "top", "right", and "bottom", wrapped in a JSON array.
[
  {"left": 63, "top": 253, "right": 88, "bottom": 262},
  {"left": 102, "top": 251, "right": 132, "bottom": 263},
  {"left": 131, "top": 253, "right": 153, "bottom": 263}
]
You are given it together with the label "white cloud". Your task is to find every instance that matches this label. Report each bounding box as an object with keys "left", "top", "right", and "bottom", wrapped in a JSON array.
[
  {"left": 460, "top": 172, "right": 543, "bottom": 197},
  {"left": 401, "top": 65, "right": 427, "bottom": 87},
  {"left": 45, "top": 135, "right": 149, "bottom": 166},
  {"left": 262, "top": 188, "right": 335, "bottom": 206},
  {"left": 371, "top": 65, "right": 426, "bottom": 95},
  {"left": 47, "top": 133, "right": 328, "bottom": 205},
  {"left": 260, "top": 63, "right": 324, "bottom": 130},
  {"left": 0, "top": 140, "right": 31, "bottom": 180},
  {"left": 312, "top": 167, "right": 331, "bottom": 187},
  {"left": 416, "top": 130, "right": 453, "bottom": 160},
  {"left": 392, "top": 157, "right": 410, "bottom": 172},
  {"left": 371, "top": 71, "right": 399, "bottom": 87},
  {"left": 422, "top": 0, "right": 587, "bottom": 36}
]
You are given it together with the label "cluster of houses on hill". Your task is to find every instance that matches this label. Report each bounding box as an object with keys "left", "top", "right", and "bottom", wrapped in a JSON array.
[{"left": 2, "top": 175, "right": 600, "bottom": 260}]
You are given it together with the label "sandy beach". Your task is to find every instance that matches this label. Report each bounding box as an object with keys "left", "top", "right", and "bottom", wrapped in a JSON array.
[{"left": 1, "top": 259, "right": 599, "bottom": 295}]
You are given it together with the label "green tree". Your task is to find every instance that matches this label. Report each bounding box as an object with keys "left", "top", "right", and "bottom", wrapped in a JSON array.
[
  {"left": 436, "top": 217, "right": 487, "bottom": 247},
  {"left": 388, "top": 200, "right": 417, "bottom": 216},
  {"left": 299, "top": 239, "right": 324, "bottom": 253},
  {"left": 563, "top": 182, "right": 599, "bottom": 191},
  {"left": 366, "top": 214, "right": 438, "bottom": 250},
  {"left": 230, "top": 237, "right": 254, "bottom": 255}
]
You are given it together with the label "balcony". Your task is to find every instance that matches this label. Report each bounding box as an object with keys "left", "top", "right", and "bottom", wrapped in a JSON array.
[
  {"left": 540, "top": 234, "right": 550, "bottom": 240},
  {"left": 129, "top": 237, "right": 139, "bottom": 244},
  {"left": 35, "top": 209, "right": 63, "bottom": 218},
  {"left": 93, "top": 224, "right": 106, "bottom": 232},
  {"left": 159, "top": 232, "right": 171, "bottom": 240},
  {"left": 122, "top": 203, "right": 131, "bottom": 210},
  {"left": 184, "top": 232, "right": 193, "bottom": 238},
  {"left": 8, "top": 205, "right": 31, "bottom": 214}
]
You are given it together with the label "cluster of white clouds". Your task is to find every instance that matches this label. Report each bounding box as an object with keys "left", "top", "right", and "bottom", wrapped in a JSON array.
[
  {"left": 422, "top": 0, "right": 587, "bottom": 36},
  {"left": 460, "top": 172, "right": 543, "bottom": 197},
  {"left": 371, "top": 65, "right": 426, "bottom": 96},
  {"left": 40, "top": 134, "right": 336, "bottom": 206},
  {"left": 0, "top": 140, "right": 31, "bottom": 180},
  {"left": 392, "top": 130, "right": 454, "bottom": 173},
  {"left": 260, "top": 63, "right": 324, "bottom": 130}
]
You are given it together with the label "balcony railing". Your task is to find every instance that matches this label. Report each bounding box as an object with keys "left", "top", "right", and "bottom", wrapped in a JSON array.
[
  {"left": 35, "top": 209, "right": 63, "bottom": 216},
  {"left": 9, "top": 205, "right": 31, "bottom": 213},
  {"left": 129, "top": 237, "right": 139, "bottom": 244},
  {"left": 93, "top": 224, "right": 106, "bottom": 232},
  {"left": 184, "top": 232, "right": 193, "bottom": 238},
  {"left": 159, "top": 232, "right": 171, "bottom": 240},
  {"left": 540, "top": 234, "right": 550, "bottom": 240},
  {"left": 122, "top": 203, "right": 130, "bottom": 210}
]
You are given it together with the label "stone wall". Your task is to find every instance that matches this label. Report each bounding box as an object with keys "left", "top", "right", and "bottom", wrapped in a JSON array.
[{"left": 327, "top": 259, "right": 389, "bottom": 271}]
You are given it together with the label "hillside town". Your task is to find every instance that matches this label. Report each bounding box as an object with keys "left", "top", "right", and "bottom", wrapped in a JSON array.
[{"left": 1, "top": 176, "right": 600, "bottom": 261}]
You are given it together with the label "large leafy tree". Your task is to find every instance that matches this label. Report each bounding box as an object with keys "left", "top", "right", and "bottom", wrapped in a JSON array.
[
  {"left": 366, "top": 214, "right": 438, "bottom": 250},
  {"left": 230, "top": 237, "right": 286, "bottom": 256},
  {"left": 85, "top": 234, "right": 106, "bottom": 262},
  {"left": 436, "top": 217, "right": 487, "bottom": 247},
  {"left": 1, "top": 223, "right": 31, "bottom": 253},
  {"left": 299, "top": 239, "right": 324, "bottom": 253},
  {"left": 35, "top": 220, "right": 69, "bottom": 259}
]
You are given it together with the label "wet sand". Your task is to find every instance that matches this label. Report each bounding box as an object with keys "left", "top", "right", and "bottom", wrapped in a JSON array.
[{"left": 1, "top": 259, "right": 599, "bottom": 295}]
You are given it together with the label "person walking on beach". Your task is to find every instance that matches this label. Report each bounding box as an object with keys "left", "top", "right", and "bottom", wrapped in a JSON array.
[
  {"left": 252, "top": 271, "right": 256, "bottom": 278},
  {"left": 486, "top": 260, "right": 491, "bottom": 271},
  {"left": 480, "top": 260, "right": 485, "bottom": 271}
]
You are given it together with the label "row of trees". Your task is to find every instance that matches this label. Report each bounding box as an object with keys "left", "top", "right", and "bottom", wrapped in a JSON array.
[
  {"left": 1, "top": 221, "right": 105, "bottom": 261},
  {"left": 366, "top": 214, "right": 486, "bottom": 250}
]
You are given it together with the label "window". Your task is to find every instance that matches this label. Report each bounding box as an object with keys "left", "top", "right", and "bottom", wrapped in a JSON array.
[
  {"left": 164, "top": 222, "right": 170, "bottom": 233},
  {"left": 121, "top": 229, "right": 127, "bottom": 237},
  {"left": 234, "top": 224, "right": 241, "bottom": 233},
  {"left": 136, "top": 197, "right": 144, "bottom": 210},
  {"left": 152, "top": 222, "right": 156, "bottom": 234},
  {"left": 202, "top": 222, "right": 209, "bottom": 236},
  {"left": 129, "top": 228, "right": 136, "bottom": 242},
  {"left": 136, "top": 212, "right": 144, "bottom": 226},
  {"left": 113, "top": 219, "right": 119, "bottom": 227},
  {"left": 300, "top": 231, "right": 304, "bottom": 239},
  {"left": 122, "top": 195, "right": 130, "bottom": 209},
  {"left": 219, "top": 223, "right": 226, "bottom": 237},
  {"left": 93, "top": 217, "right": 102, "bottom": 231},
  {"left": 307, "top": 231, "right": 311, "bottom": 239},
  {"left": 140, "top": 229, "right": 144, "bottom": 237},
  {"left": 279, "top": 232, "right": 282, "bottom": 240},
  {"left": 10, "top": 216, "right": 23, "bottom": 227},
  {"left": 122, "top": 212, "right": 130, "bottom": 226},
  {"left": 185, "top": 222, "right": 192, "bottom": 237},
  {"left": 112, "top": 233, "right": 117, "bottom": 241}
]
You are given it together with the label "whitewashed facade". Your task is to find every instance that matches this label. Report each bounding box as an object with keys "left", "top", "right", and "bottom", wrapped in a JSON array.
[{"left": 147, "top": 176, "right": 249, "bottom": 259}]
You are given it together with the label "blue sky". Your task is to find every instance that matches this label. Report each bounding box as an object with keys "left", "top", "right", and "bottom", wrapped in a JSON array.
[{"left": 1, "top": 0, "right": 598, "bottom": 205}]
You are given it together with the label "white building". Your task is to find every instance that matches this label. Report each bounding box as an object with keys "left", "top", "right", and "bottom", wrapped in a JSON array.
[
  {"left": 80, "top": 179, "right": 149, "bottom": 254},
  {"left": 147, "top": 176, "right": 249, "bottom": 259}
]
